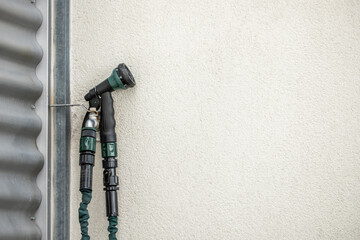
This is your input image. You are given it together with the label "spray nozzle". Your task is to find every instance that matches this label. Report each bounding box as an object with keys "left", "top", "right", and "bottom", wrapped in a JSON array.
[{"left": 84, "top": 63, "right": 136, "bottom": 101}]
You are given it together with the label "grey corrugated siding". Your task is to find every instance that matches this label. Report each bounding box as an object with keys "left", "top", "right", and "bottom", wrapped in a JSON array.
[{"left": 0, "top": 0, "right": 44, "bottom": 239}]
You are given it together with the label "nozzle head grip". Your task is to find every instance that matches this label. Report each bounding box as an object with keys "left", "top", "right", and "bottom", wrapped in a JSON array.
[{"left": 107, "top": 68, "right": 126, "bottom": 90}]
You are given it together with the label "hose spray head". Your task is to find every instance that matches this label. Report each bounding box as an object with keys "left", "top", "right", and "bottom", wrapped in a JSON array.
[{"left": 84, "top": 63, "right": 136, "bottom": 101}]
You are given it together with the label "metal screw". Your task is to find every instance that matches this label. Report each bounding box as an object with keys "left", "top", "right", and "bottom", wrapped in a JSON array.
[
  {"left": 30, "top": 216, "right": 36, "bottom": 221},
  {"left": 31, "top": 105, "right": 36, "bottom": 109}
]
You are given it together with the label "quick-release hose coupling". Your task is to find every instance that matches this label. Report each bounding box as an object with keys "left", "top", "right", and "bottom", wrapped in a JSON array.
[
  {"left": 79, "top": 110, "right": 99, "bottom": 191},
  {"left": 103, "top": 156, "right": 119, "bottom": 217},
  {"left": 79, "top": 128, "right": 96, "bottom": 191}
]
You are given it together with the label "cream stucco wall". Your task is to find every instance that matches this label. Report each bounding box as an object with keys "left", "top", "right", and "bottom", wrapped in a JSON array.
[{"left": 70, "top": 1, "right": 360, "bottom": 239}]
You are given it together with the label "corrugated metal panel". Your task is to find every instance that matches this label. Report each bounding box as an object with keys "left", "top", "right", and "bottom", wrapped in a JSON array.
[{"left": 0, "top": 0, "right": 44, "bottom": 239}]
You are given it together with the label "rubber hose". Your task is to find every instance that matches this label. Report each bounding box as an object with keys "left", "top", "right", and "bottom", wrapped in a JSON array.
[
  {"left": 108, "top": 216, "right": 118, "bottom": 240},
  {"left": 79, "top": 189, "right": 92, "bottom": 240}
]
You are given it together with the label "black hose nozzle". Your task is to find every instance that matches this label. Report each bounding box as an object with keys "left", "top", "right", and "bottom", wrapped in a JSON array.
[{"left": 84, "top": 63, "right": 136, "bottom": 101}]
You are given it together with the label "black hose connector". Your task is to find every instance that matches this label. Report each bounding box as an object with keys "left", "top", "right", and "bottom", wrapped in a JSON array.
[
  {"left": 79, "top": 124, "right": 97, "bottom": 191},
  {"left": 103, "top": 157, "right": 119, "bottom": 217},
  {"left": 79, "top": 152, "right": 95, "bottom": 190}
]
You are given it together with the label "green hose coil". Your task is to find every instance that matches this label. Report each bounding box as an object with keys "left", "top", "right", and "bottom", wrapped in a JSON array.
[
  {"left": 79, "top": 189, "right": 92, "bottom": 240},
  {"left": 108, "top": 216, "right": 118, "bottom": 240}
]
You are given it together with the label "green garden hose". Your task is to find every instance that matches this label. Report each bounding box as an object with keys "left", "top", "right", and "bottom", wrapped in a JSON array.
[
  {"left": 108, "top": 216, "right": 118, "bottom": 240},
  {"left": 79, "top": 190, "right": 92, "bottom": 240},
  {"left": 78, "top": 64, "right": 136, "bottom": 240}
]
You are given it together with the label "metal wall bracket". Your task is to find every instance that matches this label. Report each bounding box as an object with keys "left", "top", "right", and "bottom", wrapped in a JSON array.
[{"left": 49, "top": 0, "right": 70, "bottom": 239}]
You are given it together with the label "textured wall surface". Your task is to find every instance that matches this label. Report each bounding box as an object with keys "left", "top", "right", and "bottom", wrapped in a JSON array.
[{"left": 70, "top": 1, "right": 360, "bottom": 239}]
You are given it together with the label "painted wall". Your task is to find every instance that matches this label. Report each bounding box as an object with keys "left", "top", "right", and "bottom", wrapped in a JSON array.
[{"left": 70, "top": 1, "right": 360, "bottom": 239}]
